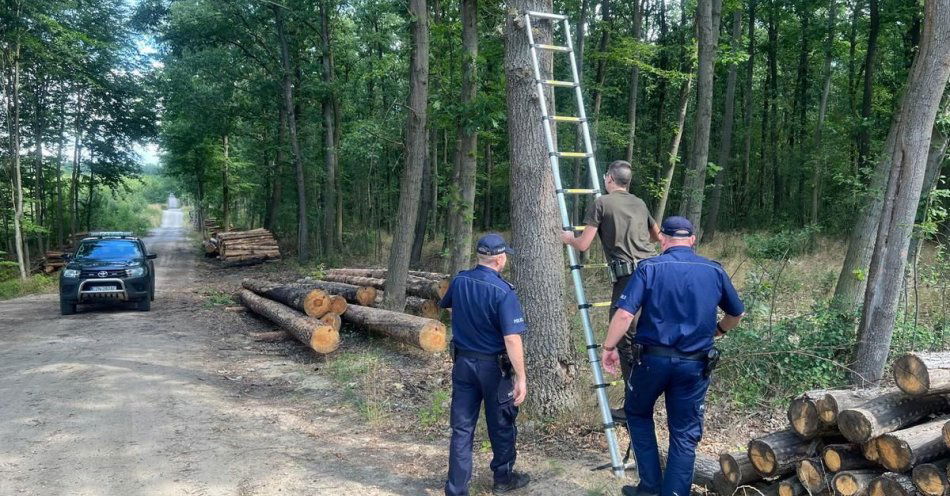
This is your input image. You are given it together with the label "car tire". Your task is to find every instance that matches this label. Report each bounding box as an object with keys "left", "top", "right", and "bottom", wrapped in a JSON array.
[
  {"left": 137, "top": 297, "right": 151, "bottom": 312},
  {"left": 60, "top": 299, "right": 76, "bottom": 316}
]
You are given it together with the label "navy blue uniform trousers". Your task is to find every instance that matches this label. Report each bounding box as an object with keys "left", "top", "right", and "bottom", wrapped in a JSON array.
[
  {"left": 625, "top": 354, "right": 710, "bottom": 496},
  {"left": 445, "top": 355, "right": 518, "bottom": 496}
]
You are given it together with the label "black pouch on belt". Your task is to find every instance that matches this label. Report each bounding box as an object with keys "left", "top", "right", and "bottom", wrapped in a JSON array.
[
  {"left": 704, "top": 347, "right": 721, "bottom": 379},
  {"left": 609, "top": 259, "right": 636, "bottom": 280},
  {"left": 498, "top": 354, "right": 514, "bottom": 378}
]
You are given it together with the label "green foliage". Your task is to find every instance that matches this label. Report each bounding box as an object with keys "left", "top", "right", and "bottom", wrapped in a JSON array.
[
  {"left": 418, "top": 388, "right": 450, "bottom": 427},
  {"left": 0, "top": 274, "right": 57, "bottom": 301},
  {"left": 744, "top": 226, "right": 820, "bottom": 260}
]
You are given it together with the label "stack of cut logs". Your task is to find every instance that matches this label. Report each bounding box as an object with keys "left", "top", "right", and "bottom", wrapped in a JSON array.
[
  {"left": 236, "top": 268, "right": 451, "bottom": 356},
  {"left": 206, "top": 228, "right": 280, "bottom": 265},
  {"left": 42, "top": 251, "right": 67, "bottom": 273},
  {"left": 693, "top": 351, "right": 950, "bottom": 495}
]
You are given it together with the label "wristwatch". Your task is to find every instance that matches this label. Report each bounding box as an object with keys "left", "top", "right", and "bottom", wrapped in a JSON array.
[{"left": 603, "top": 344, "right": 616, "bottom": 352}]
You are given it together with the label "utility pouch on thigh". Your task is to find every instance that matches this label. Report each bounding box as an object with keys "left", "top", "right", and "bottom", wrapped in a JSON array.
[{"left": 704, "top": 347, "right": 721, "bottom": 379}]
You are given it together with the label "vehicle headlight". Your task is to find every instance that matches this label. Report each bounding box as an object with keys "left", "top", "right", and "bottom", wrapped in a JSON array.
[
  {"left": 62, "top": 269, "right": 80, "bottom": 278},
  {"left": 128, "top": 266, "right": 146, "bottom": 278}
]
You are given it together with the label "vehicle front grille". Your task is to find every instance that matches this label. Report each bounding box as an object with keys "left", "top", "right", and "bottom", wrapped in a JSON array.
[{"left": 80, "top": 269, "right": 129, "bottom": 279}]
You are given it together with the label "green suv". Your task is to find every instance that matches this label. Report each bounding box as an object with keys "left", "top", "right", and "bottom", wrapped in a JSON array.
[{"left": 59, "top": 232, "right": 157, "bottom": 315}]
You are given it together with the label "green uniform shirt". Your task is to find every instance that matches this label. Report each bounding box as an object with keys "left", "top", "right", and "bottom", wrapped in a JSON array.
[{"left": 583, "top": 190, "right": 657, "bottom": 263}]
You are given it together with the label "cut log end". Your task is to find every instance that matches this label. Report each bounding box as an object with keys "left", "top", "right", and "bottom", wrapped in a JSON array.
[
  {"left": 942, "top": 420, "right": 950, "bottom": 448},
  {"left": 436, "top": 278, "right": 450, "bottom": 299},
  {"left": 834, "top": 473, "right": 862, "bottom": 496},
  {"left": 329, "top": 295, "right": 348, "bottom": 314},
  {"left": 895, "top": 354, "right": 930, "bottom": 395},
  {"left": 419, "top": 322, "right": 448, "bottom": 352},
  {"left": 720, "top": 453, "right": 741, "bottom": 485},
  {"left": 309, "top": 324, "right": 340, "bottom": 354},
  {"left": 839, "top": 409, "right": 874, "bottom": 443},
  {"left": 913, "top": 463, "right": 948, "bottom": 496},
  {"left": 789, "top": 397, "right": 821, "bottom": 438},
  {"left": 797, "top": 459, "right": 825, "bottom": 491},
  {"left": 824, "top": 448, "right": 842, "bottom": 472},
  {"left": 320, "top": 312, "right": 341, "bottom": 332},
  {"left": 816, "top": 395, "right": 839, "bottom": 424},
  {"left": 303, "top": 289, "right": 332, "bottom": 317},
  {"left": 875, "top": 435, "right": 913, "bottom": 472},
  {"left": 748, "top": 440, "right": 777, "bottom": 476},
  {"left": 355, "top": 286, "right": 377, "bottom": 306}
]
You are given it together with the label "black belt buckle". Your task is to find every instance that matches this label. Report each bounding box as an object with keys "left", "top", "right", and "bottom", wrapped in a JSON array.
[
  {"left": 704, "top": 347, "right": 721, "bottom": 379},
  {"left": 498, "top": 354, "right": 514, "bottom": 378}
]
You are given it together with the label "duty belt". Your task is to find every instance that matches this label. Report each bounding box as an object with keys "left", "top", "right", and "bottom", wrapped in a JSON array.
[
  {"left": 641, "top": 345, "right": 707, "bottom": 361},
  {"left": 455, "top": 348, "right": 503, "bottom": 362}
]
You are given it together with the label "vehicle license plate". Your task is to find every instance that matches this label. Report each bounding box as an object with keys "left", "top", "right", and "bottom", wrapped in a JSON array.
[{"left": 90, "top": 286, "right": 118, "bottom": 292}]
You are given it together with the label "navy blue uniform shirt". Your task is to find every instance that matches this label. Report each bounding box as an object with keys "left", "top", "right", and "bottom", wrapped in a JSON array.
[
  {"left": 617, "top": 246, "right": 744, "bottom": 354},
  {"left": 439, "top": 265, "right": 527, "bottom": 355}
]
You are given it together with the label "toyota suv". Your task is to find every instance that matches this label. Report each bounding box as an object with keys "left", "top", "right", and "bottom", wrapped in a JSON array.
[{"left": 59, "top": 232, "right": 157, "bottom": 315}]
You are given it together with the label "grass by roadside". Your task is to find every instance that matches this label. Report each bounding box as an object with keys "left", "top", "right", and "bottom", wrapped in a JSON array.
[{"left": 0, "top": 273, "right": 57, "bottom": 301}]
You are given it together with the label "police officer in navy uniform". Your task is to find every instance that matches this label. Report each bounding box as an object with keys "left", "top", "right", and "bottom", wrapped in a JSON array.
[
  {"left": 600, "top": 217, "right": 745, "bottom": 496},
  {"left": 440, "top": 233, "right": 531, "bottom": 495}
]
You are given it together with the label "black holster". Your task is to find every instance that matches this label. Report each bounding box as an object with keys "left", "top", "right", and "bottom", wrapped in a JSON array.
[
  {"left": 704, "top": 347, "right": 722, "bottom": 379},
  {"left": 609, "top": 259, "right": 636, "bottom": 282},
  {"left": 498, "top": 354, "right": 514, "bottom": 378}
]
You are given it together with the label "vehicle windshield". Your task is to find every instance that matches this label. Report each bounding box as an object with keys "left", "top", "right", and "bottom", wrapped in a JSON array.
[{"left": 75, "top": 239, "right": 142, "bottom": 261}]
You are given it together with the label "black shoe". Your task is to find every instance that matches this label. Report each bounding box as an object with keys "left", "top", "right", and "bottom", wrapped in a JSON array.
[
  {"left": 493, "top": 472, "right": 531, "bottom": 493},
  {"left": 611, "top": 407, "right": 627, "bottom": 423},
  {"left": 621, "top": 486, "right": 659, "bottom": 496}
]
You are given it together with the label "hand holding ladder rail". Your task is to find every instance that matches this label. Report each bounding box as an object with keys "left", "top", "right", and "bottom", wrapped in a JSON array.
[{"left": 522, "top": 10, "right": 626, "bottom": 478}]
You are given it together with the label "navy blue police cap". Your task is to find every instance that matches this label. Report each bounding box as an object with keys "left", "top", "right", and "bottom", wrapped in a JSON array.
[
  {"left": 661, "top": 216, "right": 695, "bottom": 238},
  {"left": 476, "top": 233, "right": 515, "bottom": 256}
]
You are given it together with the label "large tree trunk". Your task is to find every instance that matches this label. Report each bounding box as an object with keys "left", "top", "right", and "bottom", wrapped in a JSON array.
[
  {"left": 703, "top": 9, "right": 742, "bottom": 242},
  {"left": 504, "top": 2, "right": 578, "bottom": 415},
  {"left": 410, "top": 144, "right": 432, "bottom": 267},
  {"left": 679, "top": 0, "right": 723, "bottom": 232},
  {"left": 908, "top": 124, "right": 949, "bottom": 264},
  {"left": 740, "top": 0, "right": 757, "bottom": 215},
  {"left": 811, "top": 0, "right": 838, "bottom": 225},
  {"left": 447, "top": 0, "right": 478, "bottom": 275},
  {"left": 275, "top": 6, "right": 309, "bottom": 262},
  {"left": 383, "top": 0, "right": 428, "bottom": 311},
  {"left": 3, "top": 30, "right": 27, "bottom": 280},
  {"left": 54, "top": 97, "right": 65, "bottom": 248},
  {"left": 655, "top": 75, "right": 693, "bottom": 222},
  {"left": 855, "top": 0, "right": 880, "bottom": 172},
  {"left": 239, "top": 290, "right": 339, "bottom": 354},
  {"left": 221, "top": 135, "right": 230, "bottom": 230},
  {"left": 321, "top": 0, "right": 341, "bottom": 252},
  {"left": 623, "top": 0, "right": 644, "bottom": 163},
  {"left": 851, "top": 0, "right": 950, "bottom": 385},
  {"left": 266, "top": 94, "right": 286, "bottom": 231},
  {"left": 341, "top": 304, "right": 446, "bottom": 352}
]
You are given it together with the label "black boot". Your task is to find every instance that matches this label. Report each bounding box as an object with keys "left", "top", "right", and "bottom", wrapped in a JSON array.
[
  {"left": 492, "top": 472, "right": 531, "bottom": 493},
  {"left": 621, "top": 485, "right": 659, "bottom": 496}
]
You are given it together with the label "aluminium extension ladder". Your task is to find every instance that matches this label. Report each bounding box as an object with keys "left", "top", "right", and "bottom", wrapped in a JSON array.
[{"left": 523, "top": 10, "right": 626, "bottom": 478}]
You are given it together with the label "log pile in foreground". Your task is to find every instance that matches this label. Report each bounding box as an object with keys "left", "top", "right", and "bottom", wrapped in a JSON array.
[
  {"left": 342, "top": 303, "right": 446, "bottom": 353},
  {"left": 238, "top": 289, "right": 338, "bottom": 354},
  {"left": 699, "top": 351, "right": 950, "bottom": 495},
  {"left": 210, "top": 228, "right": 280, "bottom": 265}
]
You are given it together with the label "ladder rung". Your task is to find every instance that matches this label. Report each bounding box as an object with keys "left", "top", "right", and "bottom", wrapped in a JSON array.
[
  {"left": 533, "top": 44, "right": 571, "bottom": 53},
  {"left": 526, "top": 11, "right": 568, "bottom": 20},
  {"left": 570, "top": 263, "right": 610, "bottom": 270},
  {"left": 557, "top": 188, "right": 599, "bottom": 195},
  {"left": 565, "top": 225, "right": 586, "bottom": 231},
  {"left": 550, "top": 115, "right": 583, "bottom": 123},
  {"left": 554, "top": 152, "right": 592, "bottom": 159},
  {"left": 591, "top": 301, "right": 612, "bottom": 308},
  {"left": 542, "top": 79, "right": 577, "bottom": 88}
]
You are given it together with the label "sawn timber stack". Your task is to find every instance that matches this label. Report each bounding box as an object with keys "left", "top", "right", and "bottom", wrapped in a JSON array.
[{"left": 212, "top": 229, "right": 280, "bottom": 264}]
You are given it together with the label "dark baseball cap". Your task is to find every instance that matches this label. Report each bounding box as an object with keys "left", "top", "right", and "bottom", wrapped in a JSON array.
[
  {"left": 661, "top": 216, "right": 695, "bottom": 238},
  {"left": 476, "top": 233, "right": 515, "bottom": 256}
]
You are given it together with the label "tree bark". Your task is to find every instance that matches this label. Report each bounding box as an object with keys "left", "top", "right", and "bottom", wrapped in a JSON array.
[
  {"left": 274, "top": 6, "right": 309, "bottom": 262},
  {"left": 624, "top": 0, "right": 644, "bottom": 163},
  {"left": 504, "top": 2, "right": 578, "bottom": 415},
  {"left": 703, "top": 9, "right": 742, "bottom": 241},
  {"left": 868, "top": 472, "right": 917, "bottom": 496},
  {"left": 655, "top": 74, "right": 693, "bottom": 222},
  {"left": 680, "top": 0, "right": 723, "bottom": 232},
  {"left": 266, "top": 93, "right": 286, "bottom": 231},
  {"left": 740, "top": 0, "right": 757, "bottom": 215},
  {"left": 321, "top": 273, "right": 446, "bottom": 301},
  {"left": 242, "top": 279, "right": 332, "bottom": 317},
  {"left": 911, "top": 460, "right": 950, "bottom": 496},
  {"left": 222, "top": 134, "right": 230, "bottom": 230},
  {"left": 908, "top": 125, "right": 948, "bottom": 264},
  {"left": 855, "top": 0, "right": 880, "bottom": 172},
  {"left": 341, "top": 304, "right": 446, "bottom": 352},
  {"left": 837, "top": 391, "right": 949, "bottom": 443},
  {"left": 2, "top": 14, "right": 27, "bottom": 280},
  {"left": 833, "top": 470, "right": 884, "bottom": 496},
  {"left": 789, "top": 389, "right": 837, "bottom": 439},
  {"left": 292, "top": 280, "right": 377, "bottom": 306},
  {"left": 811, "top": 0, "right": 838, "bottom": 225},
  {"left": 320, "top": 0, "right": 341, "bottom": 252},
  {"left": 383, "top": 0, "right": 428, "bottom": 311},
  {"left": 447, "top": 0, "right": 478, "bottom": 275},
  {"left": 852, "top": 0, "right": 950, "bottom": 385},
  {"left": 410, "top": 144, "right": 432, "bottom": 267},
  {"left": 778, "top": 476, "right": 808, "bottom": 496},
  {"left": 720, "top": 451, "right": 761, "bottom": 486},
  {"left": 239, "top": 290, "right": 339, "bottom": 354},
  {"left": 797, "top": 458, "right": 833, "bottom": 494}
]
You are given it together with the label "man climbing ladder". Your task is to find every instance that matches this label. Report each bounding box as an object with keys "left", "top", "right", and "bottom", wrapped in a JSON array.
[{"left": 522, "top": 10, "right": 627, "bottom": 477}]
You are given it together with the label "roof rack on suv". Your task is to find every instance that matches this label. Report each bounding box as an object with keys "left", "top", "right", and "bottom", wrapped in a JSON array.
[{"left": 88, "top": 231, "right": 135, "bottom": 239}]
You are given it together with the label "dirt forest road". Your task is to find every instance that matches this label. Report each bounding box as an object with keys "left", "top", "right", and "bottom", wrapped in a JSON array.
[{"left": 0, "top": 202, "right": 450, "bottom": 496}]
